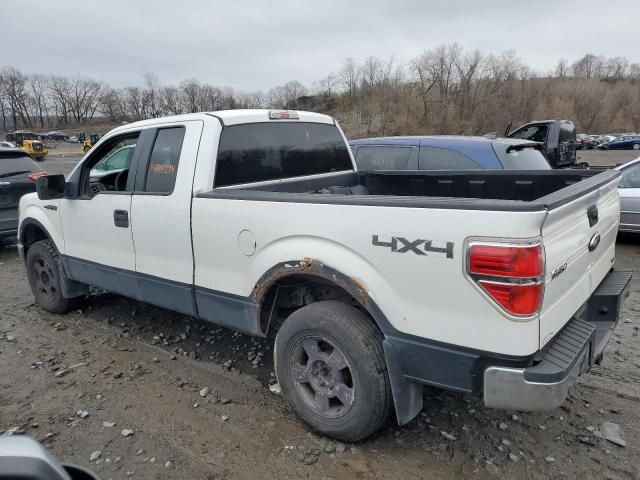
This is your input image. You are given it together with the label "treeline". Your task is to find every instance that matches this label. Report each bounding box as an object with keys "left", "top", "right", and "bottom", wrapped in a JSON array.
[{"left": 1, "top": 45, "right": 639, "bottom": 136}]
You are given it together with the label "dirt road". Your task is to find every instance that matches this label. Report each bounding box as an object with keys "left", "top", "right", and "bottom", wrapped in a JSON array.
[{"left": 1, "top": 153, "right": 639, "bottom": 479}]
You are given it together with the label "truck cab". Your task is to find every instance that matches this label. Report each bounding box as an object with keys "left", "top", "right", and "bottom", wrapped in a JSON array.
[{"left": 507, "top": 119, "right": 577, "bottom": 168}]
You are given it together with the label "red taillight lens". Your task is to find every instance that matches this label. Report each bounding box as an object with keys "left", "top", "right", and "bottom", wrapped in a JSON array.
[
  {"left": 478, "top": 281, "right": 542, "bottom": 316},
  {"left": 27, "top": 171, "right": 47, "bottom": 182},
  {"left": 469, "top": 244, "right": 542, "bottom": 278},
  {"left": 467, "top": 242, "right": 544, "bottom": 318}
]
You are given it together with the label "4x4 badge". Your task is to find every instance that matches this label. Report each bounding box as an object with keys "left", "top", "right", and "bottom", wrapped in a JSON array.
[{"left": 372, "top": 235, "right": 454, "bottom": 258}]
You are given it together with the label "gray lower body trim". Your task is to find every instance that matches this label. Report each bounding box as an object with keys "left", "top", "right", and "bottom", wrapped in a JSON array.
[
  {"left": 61, "top": 255, "right": 260, "bottom": 335},
  {"left": 139, "top": 273, "right": 196, "bottom": 316},
  {"left": 65, "top": 256, "right": 143, "bottom": 301},
  {"left": 195, "top": 287, "right": 261, "bottom": 336}
]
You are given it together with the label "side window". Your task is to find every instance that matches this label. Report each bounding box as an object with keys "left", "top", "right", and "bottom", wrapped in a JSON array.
[
  {"left": 86, "top": 132, "right": 139, "bottom": 195},
  {"left": 510, "top": 125, "right": 549, "bottom": 143},
  {"left": 355, "top": 146, "right": 413, "bottom": 171},
  {"left": 144, "top": 127, "right": 185, "bottom": 193},
  {"left": 620, "top": 163, "right": 640, "bottom": 189},
  {"left": 419, "top": 147, "right": 481, "bottom": 170}
]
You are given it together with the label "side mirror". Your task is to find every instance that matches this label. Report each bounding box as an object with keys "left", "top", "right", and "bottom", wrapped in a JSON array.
[
  {"left": 0, "top": 436, "right": 100, "bottom": 480},
  {"left": 36, "top": 174, "right": 66, "bottom": 200}
]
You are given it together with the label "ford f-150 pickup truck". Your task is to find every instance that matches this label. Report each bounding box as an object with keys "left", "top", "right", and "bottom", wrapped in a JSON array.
[{"left": 18, "top": 110, "right": 631, "bottom": 441}]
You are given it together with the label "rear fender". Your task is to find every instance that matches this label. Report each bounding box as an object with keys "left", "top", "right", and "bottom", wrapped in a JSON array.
[{"left": 253, "top": 258, "right": 423, "bottom": 426}]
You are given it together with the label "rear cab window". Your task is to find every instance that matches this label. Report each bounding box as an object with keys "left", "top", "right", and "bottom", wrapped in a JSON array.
[
  {"left": 214, "top": 123, "right": 352, "bottom": 187},
  {"left": 492, "top": 143, "right": 551, "bottom": 170},
  {"left": 354, "top": 146, "right": 414, "bottom": 171}
]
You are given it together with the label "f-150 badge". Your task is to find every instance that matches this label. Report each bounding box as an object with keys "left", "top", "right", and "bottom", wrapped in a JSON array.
[{"left": 372, "top": 235, "right": 454, "bottom": 258}]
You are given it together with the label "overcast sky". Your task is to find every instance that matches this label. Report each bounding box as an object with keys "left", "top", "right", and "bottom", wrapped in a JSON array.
[{"left": 4, "top": 0, "right": 637, "bottom": 92}]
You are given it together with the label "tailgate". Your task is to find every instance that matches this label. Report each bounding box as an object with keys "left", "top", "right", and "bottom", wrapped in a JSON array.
[{"left": 539, "top": 172, "right": 620, "bottom": 348}]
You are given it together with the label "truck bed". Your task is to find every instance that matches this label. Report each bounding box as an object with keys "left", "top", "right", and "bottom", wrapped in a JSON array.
[{"left": 205, "top": 169, "right": 619, "bottom": 213}]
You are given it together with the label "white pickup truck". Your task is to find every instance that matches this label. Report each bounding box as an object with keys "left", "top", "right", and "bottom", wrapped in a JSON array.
[{"left": 18, "top": 110, "right": 631, "bottom": 441}]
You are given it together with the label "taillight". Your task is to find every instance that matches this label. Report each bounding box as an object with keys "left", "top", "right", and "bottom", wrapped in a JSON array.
[
  {"left": 27, "top": 171, "right": 47, "bottom": 182},
  {"left": 467, "top": 242, "right": 543, "bottom": 318},
  {"left": 469, "top": 244, "right": 542, "bottom": 278}
]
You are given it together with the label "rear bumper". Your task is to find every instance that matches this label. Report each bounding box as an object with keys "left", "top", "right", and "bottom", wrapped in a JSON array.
[{"left": 483, "top": 270, "right": 632, "bottom": 411}]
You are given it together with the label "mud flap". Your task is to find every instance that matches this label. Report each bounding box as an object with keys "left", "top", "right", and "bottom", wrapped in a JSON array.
[
  {"left": 56, "top": 256, "right": 90, "bottom": 298},
  {"left": 383, "top": 339, "right": 423, "bottom": 425}
]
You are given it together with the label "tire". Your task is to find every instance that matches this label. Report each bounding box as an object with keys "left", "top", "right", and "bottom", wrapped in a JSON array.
[
  {"left": 83, "top": 146, "right": 90, "bottom": 153},
  {"left": 633, "top": 144, "right": 640, "bottom": 150},
  {"left": 26, "top": 240, "right": 75, "bottom": 314},
  {"left": 274, "top": 300, "right": 391, "bottom": 442}
]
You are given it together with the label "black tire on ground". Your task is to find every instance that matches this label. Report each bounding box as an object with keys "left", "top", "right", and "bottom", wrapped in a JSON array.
[
  {"left": 274, "top": 300, "right": 392, "bottom": 442},
  {"left": 26, "top": 240, "right": 76, "bottom": 314}
]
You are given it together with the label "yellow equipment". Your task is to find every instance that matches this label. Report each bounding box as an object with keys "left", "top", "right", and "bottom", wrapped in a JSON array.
[{"left": 5, "top": 131, "right": 48, "bottom": 161}]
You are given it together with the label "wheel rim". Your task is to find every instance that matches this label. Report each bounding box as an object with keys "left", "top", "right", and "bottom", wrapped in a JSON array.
[
  {"left": 32, "top": 256, "right": 56, "bottom": 300},
  {"left": 289, "top": 335, "right": 355, "bottom": 418}
]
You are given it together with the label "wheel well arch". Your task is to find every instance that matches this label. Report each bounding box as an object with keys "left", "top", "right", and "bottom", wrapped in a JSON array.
[
  {"left": 252, "top": 259, "right": 390, "bottom": 338},
  {"left": 20, "top": 219, "right": 57, "bottom": 255}
]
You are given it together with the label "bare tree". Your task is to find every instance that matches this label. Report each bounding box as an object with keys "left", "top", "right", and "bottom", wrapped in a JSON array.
[
  {"left": 159, "top": 85, "right": 182, "bottom": 115},
  {"left": 318, "top": 73, "right": 338, "bottom": 96},
  {"left": 555, "top": 58, "right": 569, "bottom": 78},
  {"left": 28, "top": 74, "right": 49, "bottom": 128},
  {"left": 180, "top": 79, "right": 201, "bottom": 113},
  {"left": 143, "top": 73, "right": 161, "bottom": 118},
  {"left": 338, "top": 58, "right": 360, "bottom": 104}
]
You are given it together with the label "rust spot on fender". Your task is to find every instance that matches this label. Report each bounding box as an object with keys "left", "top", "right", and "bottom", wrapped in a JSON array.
[
  {"left": 330, "top": 273, "right": 369, "bottom": 306},
  {"left": 252, "top": 257, "right": 325, "bottom": 303}
]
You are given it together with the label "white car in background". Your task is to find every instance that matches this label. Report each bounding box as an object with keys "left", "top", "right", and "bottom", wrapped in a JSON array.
[
  {"left": 0, "top": 141, "right": 16, "bottom": 148},
  {"left": 616, "top": 157, "right": 640, "bottom": 232}
]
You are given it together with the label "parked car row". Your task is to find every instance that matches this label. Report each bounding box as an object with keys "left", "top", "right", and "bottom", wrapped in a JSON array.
[{"left": 575, "top": 132, "right": 640, "bottom": 150}]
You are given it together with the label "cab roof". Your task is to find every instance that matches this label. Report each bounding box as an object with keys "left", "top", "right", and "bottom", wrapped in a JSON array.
[{"left": 111, "top": 109, "right": 334, "bottom": 133}]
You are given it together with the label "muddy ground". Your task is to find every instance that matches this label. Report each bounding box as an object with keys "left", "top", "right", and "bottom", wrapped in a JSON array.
[{"left": 1, "top": 151, "right": 639, "bottom": 479}]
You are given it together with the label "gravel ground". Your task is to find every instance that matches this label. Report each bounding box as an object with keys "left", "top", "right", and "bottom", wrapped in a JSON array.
[{"left": 0, "top": 151, "right": 639, "bottom": 479}]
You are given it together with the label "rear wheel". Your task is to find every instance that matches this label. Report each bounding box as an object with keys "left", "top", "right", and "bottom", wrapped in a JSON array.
[
  {"left": 26, "top": 240, "right": 75, "bottom": 314},
  {"left": 275, "top": 300, "right": 391, "bottom": 442},
  {"left": 633, "top": 144, "right": 640, "bottom": 150},
  {"left": 83, "top": 145, "right": 90, "bottom": 153}
]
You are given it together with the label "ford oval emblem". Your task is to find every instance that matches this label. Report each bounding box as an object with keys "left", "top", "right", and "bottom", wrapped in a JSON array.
[{"left": 588, "top": 232, "right": 601, "bottom": 252}]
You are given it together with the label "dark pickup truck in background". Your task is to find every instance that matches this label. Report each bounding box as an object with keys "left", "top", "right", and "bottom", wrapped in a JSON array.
[{"left": 506, "top": 119, "right": 579, "bottom": 168}]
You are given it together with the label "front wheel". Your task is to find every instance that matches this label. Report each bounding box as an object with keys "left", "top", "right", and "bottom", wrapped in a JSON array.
[
  {"left": 26, "top": 240, "right": 75, "bottom": 314},
  {"left": 274, "top": 301, "right": 391, "bottom": 442},
  {"left": 633, "top": 144, "right": 640, "bottom": 150}
]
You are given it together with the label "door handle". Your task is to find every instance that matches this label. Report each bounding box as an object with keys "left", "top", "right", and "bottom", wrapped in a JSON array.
[{"left": 113, "top": 210, "right": 129, "bottom": 228}]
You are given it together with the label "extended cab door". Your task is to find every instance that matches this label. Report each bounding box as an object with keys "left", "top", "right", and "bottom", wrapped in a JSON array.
[
  {"left": 59, "top": 130, "right": 145, "bottom": 299},
  {"left": 129, "top": 121, "right": 204, "bottom": 315}
]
